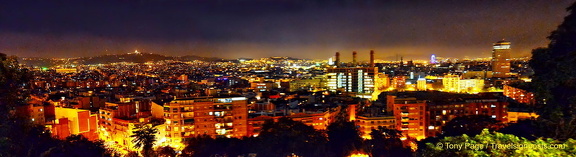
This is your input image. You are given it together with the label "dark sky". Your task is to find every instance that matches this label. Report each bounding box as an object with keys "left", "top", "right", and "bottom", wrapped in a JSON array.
[{"left": 1, "top": 0, "right": 574, "bottom": 61}]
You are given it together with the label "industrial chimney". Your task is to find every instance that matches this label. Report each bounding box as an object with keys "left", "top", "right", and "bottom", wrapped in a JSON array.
[
  {"left": 370, "top": 50, "right": 375, "bottom": 67},
  {"left": 352, "top": 51, "right": 357, "bottom": 65},
  {"left": 335, "top": 52, "right": 340, "bottom": 67}
]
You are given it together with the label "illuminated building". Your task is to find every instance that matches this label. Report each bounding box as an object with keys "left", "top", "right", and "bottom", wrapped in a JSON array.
[
  {"left": 491, "top": 40, "right": 511, "bottom": 78},
  {"left": 15, "top": 100, "right": 47, "bottom": 125},
  {"left": 250, "top": 82, "right": 278, "bottom": 92},
  {"left": 52, "top": 107, "right": 98, "bottom": 140},
  {"left": 503, "top": 85, "right": 535, "bottom": 105},
  {"left": 427, "top": 99, "right": 508, "bottom": 137},
  {"left": 289, "top": 77, "right": 327, "bottom": 92},
  {"left": 417, "top": 78, "right": 427, "bottom": 91},
  {"left": 391, "top": 75, "right": 406, "bottom": 89},
  {"left": 462, "top": 71, "right": 493, "bottom": 79},
  {"left": 247, "top": 115, "right": 273, "bottom": 137},
  {"left": 178, "top": 74, "right": 188, "bottom": 82},
  {"left": 290, "top": 112, "right": 331, "bottom": 130},
  {"left": 374, "top": 73, "right": 390, "bottom": 91},
  {"left": 442, "top": 74, "right": 460, "bottom": 92},
  {"left": 327, "top": 67, "right": 377, "bottom": 93},
  {"left": 387, "top": 95, "right": 427, "bottom": 140},
  {"left": 443, "top": 74, "right": 484, "bottom": 93},
  {"left": 55, "top": 68, "right": 77, "bottom": 73},
  {"left": 160, "top": 97, "right": 248, "bottom": 146},
  {"left": 98, "top": 101, "right": 153, "bottom": 151},
  {"left": 327, "top": 51, "right": 377, "bottom": 94},
  {"left": 458, "top": 79, "right": 485, "bottom": 93},
  {"left": 507, "top": 111, "right": 538, "bottom": 123},
  {"left": 247, "top": 111, "right": 331, "bottom": 137},
  {"left": 354, "top": 116, "right": 396, "bottom": 139}
]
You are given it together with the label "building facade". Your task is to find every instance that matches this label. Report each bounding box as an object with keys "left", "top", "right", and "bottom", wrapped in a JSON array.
[
  {"left": 161, "top": 97, "right": 248, "bottom": 146},
  {"left": 503, "top": 85, "right": 535, "bottom": 105},
  {"left": 387, "top": 95, "right": 428, "bottom": 140},
  {"left": 327, "top": 67, "right": 378, "bottom": 94},
  {"left": 492, "top": 40, "right": 511, "bottom": 78}
]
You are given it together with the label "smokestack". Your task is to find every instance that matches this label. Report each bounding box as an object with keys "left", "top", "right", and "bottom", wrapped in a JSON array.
[
  {"left": 352, "top": 51, "right": 357, "bottom": 65},
  {"left": 370, "top": 50, "right": 375, "bottom": 67},
  {"left": 335, "top": 52, "right": 340, "bottom": 67}
]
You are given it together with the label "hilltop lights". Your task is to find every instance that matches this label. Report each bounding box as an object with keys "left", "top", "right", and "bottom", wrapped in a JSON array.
[{"left": 430, "top": 54, "right": 437, "bottom": 64}]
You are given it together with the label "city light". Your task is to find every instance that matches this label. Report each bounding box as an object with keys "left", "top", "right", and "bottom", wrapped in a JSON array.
[{"left": 2, "top": 1, "right": 570, "bottom": 156}]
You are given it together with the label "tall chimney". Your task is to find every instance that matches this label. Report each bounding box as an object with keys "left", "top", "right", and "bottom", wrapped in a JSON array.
[
  {"left": 352, "top": 51, "right": 357, "bottom": 65},
  {"left": 370, "top": 50, "right": 375, "bottom": 67},
  {"left": 335, "top": 52, "right": 340, "bottom": 67}
]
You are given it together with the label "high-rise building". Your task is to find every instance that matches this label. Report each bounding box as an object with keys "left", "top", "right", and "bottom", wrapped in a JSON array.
[
  {"left": 327, "top": 67, "right": 377, "bottom": 93},
  {"left": 327, "top": 50, "right": 377, "bottom": 94},
  {"left": 492, "top": 40, "right": 511, "bottom": 78}
]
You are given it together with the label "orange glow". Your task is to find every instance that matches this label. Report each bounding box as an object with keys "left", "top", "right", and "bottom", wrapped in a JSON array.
[{"left": 348, "top": 153, "right": 369, "bottom": 157}]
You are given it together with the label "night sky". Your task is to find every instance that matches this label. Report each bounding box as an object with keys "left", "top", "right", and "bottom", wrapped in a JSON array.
[{"left": 1, "top": 0, "right": 573, "bottom": 61}]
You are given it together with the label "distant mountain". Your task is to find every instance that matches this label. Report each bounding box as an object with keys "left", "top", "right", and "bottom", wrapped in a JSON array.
[
  {"left": 18, "top": 52, "right": 248, "bottom": 66},
  {"left": 72, "top": 53, "right": 226, "bottom": 64},
  {"left": 175, "top": 55, "right": 225, "bottom": 62},
  {"left": 77, "top": 53, "right": 171, "bottom": 64}
]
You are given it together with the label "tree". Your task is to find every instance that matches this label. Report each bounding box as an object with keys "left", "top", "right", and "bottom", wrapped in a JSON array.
[
  {"left": 368, "top": 126, "right": 412, "bottom": 157},
  {"left": 528, "top": 2, "right": 576, "bottom": 141},
  {"left": 326, "top": 108, "right": 364, "bottom": 157},
  {"left": 441, "top": 115, "right": 504, "bottom": 137},
  {"left": 499, "top": 119, "right": 540, "bottom": 140},
  {"left": 182, "top": 135, "right": 246, "bottom": 157},
  {"left": 0, "top": 53, "right": 30, "bottom": 119},
  {"left": 42, "top": 135, "right": 112, "bottom": 157},
  {"left": 421, "top": 129, "right": 576, "bottom": 157},
  {"left": 156, "top": 146, "right": 177, "bottom": 157},
  {"left": 256, "top": 117, "right": 328, "bottom": 157},
  {"left": 131, "top": 124, "right": 158, "bottom": 157}
]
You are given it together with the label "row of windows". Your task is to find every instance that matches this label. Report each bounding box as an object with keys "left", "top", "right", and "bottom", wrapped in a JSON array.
[{"left": 356, "top": 120, "right": 394, "bottom": 124}]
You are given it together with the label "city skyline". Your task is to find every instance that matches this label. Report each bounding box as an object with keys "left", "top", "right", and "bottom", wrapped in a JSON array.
[{"left": 1, "top": 0, "right": 574, "bottom": 61}]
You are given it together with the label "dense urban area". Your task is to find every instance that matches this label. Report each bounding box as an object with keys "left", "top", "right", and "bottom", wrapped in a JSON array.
[{"left": 2, "top": 1, "right": 576, "bottom": 157}]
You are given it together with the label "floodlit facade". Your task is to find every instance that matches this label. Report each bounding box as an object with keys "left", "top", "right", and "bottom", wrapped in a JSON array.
[
  {"left": 374, "top": 73, "right": 390, "bottom": 91},
  {"left": 459, "top": 79, "right": 485, "bottom": 93},
  {"left": 443, "top": 74, "right": 460, "bottom": 92},
  {"left": 443, "top": 74, "right": 484, "bottom": 93},
  {"left": 53, "top": 107, "right": 98, "bottom": 140},
  {"left": 417, "top": 78, "right": 427, "bottom": 91},
  {"left": 327, "top": 67, "right": 377, "bottom": 94},
  {"left": 97, "top": 102, "right": 152, "bottom": 152},
  {"left": 391, "top": 75, "right": 406, "bottom": 89},
  {"left": 387, "top": 95, "right": 427, "bottom": 140}
]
